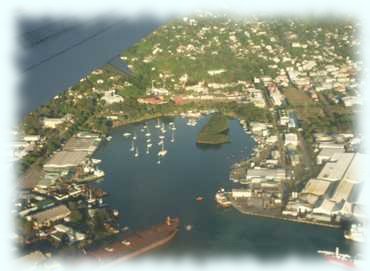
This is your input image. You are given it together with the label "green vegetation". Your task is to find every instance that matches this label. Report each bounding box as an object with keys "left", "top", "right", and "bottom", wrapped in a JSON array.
[{"left": 197, "top": 113, "right": 229, "bottom": 144}]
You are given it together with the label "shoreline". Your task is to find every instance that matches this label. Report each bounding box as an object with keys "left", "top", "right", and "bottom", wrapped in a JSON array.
[{"left": 231, "top": 202, "right": 341, "bottom": 229}]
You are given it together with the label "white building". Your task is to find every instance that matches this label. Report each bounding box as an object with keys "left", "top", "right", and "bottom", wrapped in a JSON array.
[
  {"left": 101, "top": 90, "right": 124, "bottom": 104},
  {"left": 231, "top": 189, "right": 252, "bottom": 199},
  {"left": 317, "top": 153, "right": 355, "bottom": 182},
  {"left": 284, "top": 133, "right": 298, "bottom": 147},
  {"left": 316, "top": 148, "right": 344, "bottom": 165}
]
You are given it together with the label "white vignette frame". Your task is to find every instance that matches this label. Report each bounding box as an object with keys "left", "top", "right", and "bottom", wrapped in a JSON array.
[{"left": 1, "top": 0, "right": 370, "bottom": 271}]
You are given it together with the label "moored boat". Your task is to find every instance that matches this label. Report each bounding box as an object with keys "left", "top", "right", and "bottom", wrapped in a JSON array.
[
  {"left": 86, "top": 217, "right": 180, "bottom": 262},
  {"left": 215, "top": 189, "right": 232, "bottom": 208},
  {"left": 344, "top": 224, "right": 364, "bottom": 242},
  {"left": 317, "top": 247, "right": 355, "bottom": 268}
]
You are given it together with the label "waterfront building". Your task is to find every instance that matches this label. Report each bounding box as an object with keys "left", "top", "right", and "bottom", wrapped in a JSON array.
[
  {"left": 301, "top": 178, "right": 332, "bottom": 197},
  {"left": 317, "top": 153, "right": 355, "bottom": 182},
  {"left": 311, "top": 199, "right": 337, "bottom": 222},
  {"left": 43, "top": 151, "right": 89, "bottom": 172},
  {"left": 231, "top": 188, "right": 252, "bottom": 199},
  {"left": 29, "top": 205, "right": 71, "bottom": 228},
  {"left": 246, "top": 168, "right": 286, "bottom": 182},
  {"left": 63, "top": 136, "right": 101, "bottom": 154},
  {"left": 316, "top": 148, "right": 344, "bottom": 165}
]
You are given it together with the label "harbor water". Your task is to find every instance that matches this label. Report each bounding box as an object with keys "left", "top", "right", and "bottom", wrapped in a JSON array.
[
  {"left": 19, "top": 17, "right": 355, "bottom": 260},
  {"left": 93, "top": 116, "right": 352, "bottom": 258}
]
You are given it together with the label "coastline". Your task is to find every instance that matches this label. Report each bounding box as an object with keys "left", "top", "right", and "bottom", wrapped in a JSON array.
[{"left": 231, "top": 201, "right": 341, "bottom": 229}]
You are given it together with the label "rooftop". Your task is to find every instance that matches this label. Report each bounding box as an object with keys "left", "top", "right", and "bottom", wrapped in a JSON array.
[
  {"left": 63, "top": 137, "right": 99, "bottom": 153},
  {"left": 342, "top": 153, "right": 364, "bottom": 184},
  {"left": 30, "top": 205, "right": 71, "bottom": 225},
  {"left": 317, "top": 153, "right": 355, "bottom": 182},
  {"left": 331, "top": 180, "right": 355, "bottom": 204},
  {"left": 302, "top": 178, "right": 331, "bottom": 196},
  {"left": 43, "top": 151, "right": 89, "bottom": 170}
]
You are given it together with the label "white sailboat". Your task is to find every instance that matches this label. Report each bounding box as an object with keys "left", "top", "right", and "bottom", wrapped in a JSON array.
[
  {"left": 134, "top": 147, "right": 139, "bottom": 157},
  {"left": 170, "top": 129, "right": 175, "bottom": 143},
  {"left": 130, "top": 140, "right": 135, "bottom": 152},
  {"left": 123, "top": 132, "right": 131, "bottom": 137},
  {"left": 158, "top": 142, "right": 167, "bottom": 157},
  {"left": 160, "top": 123, "right": 166, "bottom": 133},
  {"left": 148, "top": 143, "right": 153, "bottom": 148}
]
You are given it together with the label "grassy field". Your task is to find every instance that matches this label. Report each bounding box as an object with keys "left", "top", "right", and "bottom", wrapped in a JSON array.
[{"left": 283, "top": 87, "right": 325, "bottom": 122}]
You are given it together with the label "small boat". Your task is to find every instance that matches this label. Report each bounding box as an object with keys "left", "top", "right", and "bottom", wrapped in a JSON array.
[
  {"left": 147, "top": 143, "right": 153, "bottom": 148},
  {"left": 91, "top": 158, "right": 102, "bottom": 165},
  {"left": 158, "top": 143, "right": 167, "bottom": 157},
  {"left": 122, "top": 226, "right": 129, "bottom": 231},
  {"left": 146, "top": 138, "right": 151, "bottom": 143},
  {"left": 157, "top": 160, "right": 161, "bottom": 164},
  {"left": 123, "top": 132, "right": 131, "bottom": 137},
  {"left": 158, "top": 150, "right": 168, "bottom": 156},
  {"left": 145, "top": 133, "right": 151, "bottom": 137},
  {"left": 155, "top": 119, "right": 161, "bottom": 128},
  {"left": 185, "top": 225, "right": 192, "bottom": 231},
  {"left": 130, "top": 140, "right": 135, "bottom": 152},
  {"left": 133, "top": 133, "right": 137, "bottom": 140},
  {"left": 158, "top": 140, "right": 164, "bottom": 146},
  {"left": 196, "top": 196, "right": 204, "bottom": 202},
  {"left": 159, "top": 135, "right": 165, "bottom": 139},
  {"left": 140, "top": 128, "right": 145, "bottom": 132},
  {"left": 106, "top": 136, "right": 112, "bottom": 141},
  {"left": 317, "top": 247, "right": 355, "bottom": 268},
  {"left": 134, "top": 147, "right": 139, "bottom": 158}
]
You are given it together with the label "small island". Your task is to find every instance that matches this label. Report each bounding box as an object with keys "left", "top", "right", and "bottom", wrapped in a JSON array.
[{"left": 197, "top": 113, "right": 229, "bottom": 144}]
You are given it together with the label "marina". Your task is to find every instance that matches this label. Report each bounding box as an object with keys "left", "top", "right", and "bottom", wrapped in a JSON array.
[{"left": 93, "top": 116, "right": 353, "bottom": 257}]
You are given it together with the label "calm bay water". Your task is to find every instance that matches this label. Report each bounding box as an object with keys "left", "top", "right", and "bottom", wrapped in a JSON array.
[
  {"left": 18, "top": 17, "right": 164, "bottom": 117},
  {"left": 93, "top": 116, "right": 351, "bottom": 258},
  {"left": 19, "top": 18, "right": 354, "bottom": 260}
]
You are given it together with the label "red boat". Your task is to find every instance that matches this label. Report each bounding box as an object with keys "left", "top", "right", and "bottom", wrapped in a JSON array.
[
  {"left": 317, "top": 247, "right": 355, "bottom": 268},
  {"left": 196, "top": 196, "right": 204, "bottom": 202},
  {"left": 87, "top": 217, "right": 179, "bottom": 262}
]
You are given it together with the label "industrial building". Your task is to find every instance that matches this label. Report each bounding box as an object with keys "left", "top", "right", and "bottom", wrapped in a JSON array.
[
  {"left": 43, "top": 151, "right": 89, "bottom": 172},
  {"left": 63, "top": 136, "right": 100, "bottom": 154},
  {"left": 29, "top": 205, "right": 71, "bottom": 228},
  {"left": 317, "top": 153, "right": 354, "bottom": 182},
  {"left": 246, "top": 168, "right": 286, "bottom": 182}
]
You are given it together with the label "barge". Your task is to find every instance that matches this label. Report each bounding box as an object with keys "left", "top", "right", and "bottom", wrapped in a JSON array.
[{"left": 86, "top": 217, "right": 179, "bottom": 262}]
